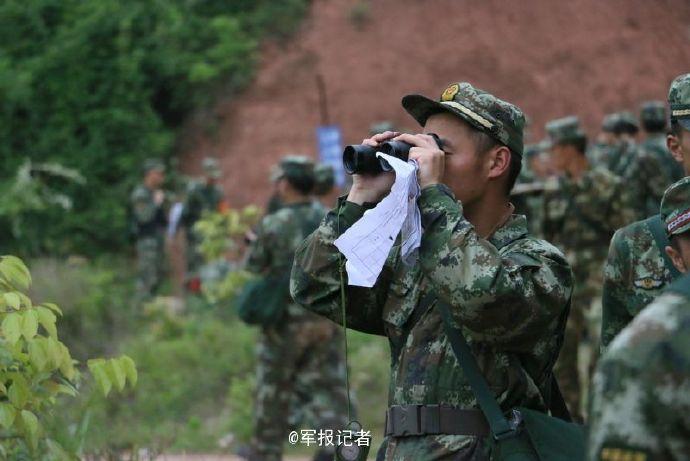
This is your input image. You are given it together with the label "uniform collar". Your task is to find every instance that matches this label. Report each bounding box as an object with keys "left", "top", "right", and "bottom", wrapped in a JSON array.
[{"left": 487, "top": 214, "right": 529, "bottom": 250}]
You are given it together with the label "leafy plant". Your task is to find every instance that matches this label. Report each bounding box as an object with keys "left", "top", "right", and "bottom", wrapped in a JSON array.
[
  {"left": 193, "top": 206, "right": 260, "bottom": 306},
  {"left": 0, "top": 256, "right": 136, "bottom": 459},
  {"left": 0, "top": 0, "right": 309, "bottom": 257}
]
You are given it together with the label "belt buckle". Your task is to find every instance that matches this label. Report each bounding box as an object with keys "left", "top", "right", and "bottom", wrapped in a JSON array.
[
  {"left": 419, "top": 404, "right": 441, "bottom": 435},
  {"left": 391, "top": 404, "right": 422, "bottom": 436}
]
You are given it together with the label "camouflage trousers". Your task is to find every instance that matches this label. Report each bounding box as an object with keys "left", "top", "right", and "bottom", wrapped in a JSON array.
[
  {"left": 381, "top": 434, "right": 490, "bottom": 461},
  {"left": 554, "top": 279, "right": 602, "bottom": 423},
  {"left": 135, "top": 236, "right": 165, "bottom": 302},
  {"left": 185, "top": 229, "right": 204, "bottom": 277},
  {"left": 250, "top": 314, "right": 351, "bottom": 461}
]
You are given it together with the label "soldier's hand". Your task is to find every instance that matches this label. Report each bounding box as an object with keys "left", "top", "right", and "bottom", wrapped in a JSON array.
[
  {"left": 395, "top": 133, "right": 445, "bottom": 188},
  {"left": 347, "top": 131, "right": 400, "bottom": 205},
  {"left": 154, "top": 190, "right": 165, "bottom": 206}
]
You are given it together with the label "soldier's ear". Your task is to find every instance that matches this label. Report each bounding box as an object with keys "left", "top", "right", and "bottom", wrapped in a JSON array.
[
  {"left": 667, "top": 134, "right": 684, "bottom": 164},
  {"left": 665, "top": 244, "right": 687, "bottom": 273},
  {"left": 486, "top": 145, "right": 511, "bottom": 180}
]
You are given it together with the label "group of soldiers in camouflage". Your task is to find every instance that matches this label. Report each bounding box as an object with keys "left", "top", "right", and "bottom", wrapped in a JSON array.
[
  {"left": 129, "top": 73, "right": 690, "bottom": 461},
  {"left": 129, "top": 157, "right": 225, "bottom": 302},
  {"left": 512, "top": 76, "right": 689, "bottom": 430}
]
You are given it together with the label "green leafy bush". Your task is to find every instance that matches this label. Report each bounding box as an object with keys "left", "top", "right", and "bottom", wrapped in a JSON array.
[
  {"left": 0, "top": 256, "right": 136, "bottom": 459},
  {"left": 0, "top": 0, "right": 309, "bottom": 256},
  {"left": 62, "top": 308, "right": 257, "bottom": 455}
]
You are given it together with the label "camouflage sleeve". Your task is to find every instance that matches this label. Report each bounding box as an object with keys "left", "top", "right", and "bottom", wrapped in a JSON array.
[
  {"left": 607, "top": 178, "right": 638, "bottom": 231},
  {"left": 290, "top": 197, "right": 391, "bottom": 336},
  {"left": 245, "top": 216, "right": 274, "bottom": 274},
  {"left": 418, "top": 185, "right": 572, "bottom": 346},
  {"left": 588, "top": 295, "right": 690, "bottom": 460},
  {"left": 131, "top": 187, "right": 160, "bottom": 225},
  {"left": 600, "top": 229, "right": 633, "bottom": 350}
]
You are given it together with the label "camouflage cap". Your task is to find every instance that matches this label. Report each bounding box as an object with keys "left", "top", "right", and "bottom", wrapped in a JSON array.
[
  {"left": 668, "top": 73, "right": 690, "bottom": 130},
  {"left": 202, "top": 157, "right": 221, "bottom": 179},
  {"left": 661, "top": 177, "right": 690, "bottom": 237},
  {"left": 402, "top": 82, "right": 525, "bottom": 156},
  {"left": 640, "top": 100, "right": 666, "bottom": 125},
  {"left": 613, "top": 111, "right": 639, "bottom": 135},
  {"left": 271, "top": 155, "right": 315, "bottom": 184},
  {"left": 545, "top": 116, "right": 586, "bottom": 145},
  {"left": 142, "top": 158, "right": 165, "bottom": 174},
  {"left": 601, "top": 113, "right": 619, "bottom": 133},
  {"left": 313, "top": 164, "right": 335, "bottom": 196},
  {"left": 524, "top": 139, "right": 550, "bottom": 159}
]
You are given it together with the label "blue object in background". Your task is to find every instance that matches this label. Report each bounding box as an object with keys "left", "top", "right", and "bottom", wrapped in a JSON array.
[{"left": 316, "top": 125, "right": 345, "bottom": 187}]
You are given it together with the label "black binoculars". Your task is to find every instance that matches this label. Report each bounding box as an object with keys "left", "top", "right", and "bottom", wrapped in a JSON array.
[{"left": 342, "top": 134, "right": 443, "bottom": 175}]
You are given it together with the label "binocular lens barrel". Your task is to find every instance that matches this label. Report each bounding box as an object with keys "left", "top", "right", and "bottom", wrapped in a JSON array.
[
  {"left": 342, "top": 141, "right": 413, "bottom": 175},
  {"left": 343, "top": 144, "right": 379, "bottom": 175},
  {"left": 342, "top": 134, "right": 442, "bottom": 175}
]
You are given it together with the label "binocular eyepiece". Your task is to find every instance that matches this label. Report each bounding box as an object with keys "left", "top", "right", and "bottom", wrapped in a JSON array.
[{"left": 343, "top": 134, "right": 442, "bottom": 175}]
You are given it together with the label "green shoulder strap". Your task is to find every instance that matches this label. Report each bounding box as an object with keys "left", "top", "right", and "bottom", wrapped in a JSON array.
[
  {"left": 436, "top": 298, "right": 516, "bottom": 439},
  {"left": 644, "top": 215, "right": 682, "bottom": 279},
  {"left": 666, "top": 271, "right": 690, "bottom": 299}
]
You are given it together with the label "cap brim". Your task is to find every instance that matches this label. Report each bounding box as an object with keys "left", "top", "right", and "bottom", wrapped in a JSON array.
[
  {"left": 401, "top": 94, "right": 487, "bottom": 133},
  {"left": 671, "top": 222, "right": 690, "bottom": 237},
  {"left": 678, "top": 118, "right": 690, "bottom": 131}
]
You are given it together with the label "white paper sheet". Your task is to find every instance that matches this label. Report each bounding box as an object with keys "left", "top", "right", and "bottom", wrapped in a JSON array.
[{"left": 334, "top": 153, "right": 422, "bottom": 287}]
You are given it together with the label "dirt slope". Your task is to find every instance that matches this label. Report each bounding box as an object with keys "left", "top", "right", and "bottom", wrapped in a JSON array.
[{"left": 180, "top": 0, "right": 690, "bottom": 207}]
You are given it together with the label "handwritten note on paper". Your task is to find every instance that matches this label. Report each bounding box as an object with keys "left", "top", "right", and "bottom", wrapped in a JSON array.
[{"left": 334, "top": 153, "right": 422, "bottom": 287}]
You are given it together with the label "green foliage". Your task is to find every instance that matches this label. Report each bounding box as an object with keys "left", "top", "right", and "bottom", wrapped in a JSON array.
[
  {"left": 65, "top": 309, "right": 257, "bottom": 455},
  {"left": 193, "top": 206, "right": 260, "bottom": 306},
  {"left": 195, "top": 206, "right": 261, "bottom": 262},
  {"left": 0, "top": 256, "right": 136, "bottom": 459},
  {"left": 0, "top": 0, "right": 309, "bottom": 256},
  {"left": 0, "top": 161, "right": 85, "bottom": 256}
]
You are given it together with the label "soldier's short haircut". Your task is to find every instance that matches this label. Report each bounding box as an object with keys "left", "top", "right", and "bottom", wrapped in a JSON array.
[
  {"left": 642, "top": 118, "right": 666, "bottom": 133},
  {"left": 286, "top": 175, "right": 315, "bottom": 195},
  {"left": 555, "top": 137, "right": 588, "bottom": 155},
  {"left": 470, "top": 130, "right": 521, "bottom": 196}
]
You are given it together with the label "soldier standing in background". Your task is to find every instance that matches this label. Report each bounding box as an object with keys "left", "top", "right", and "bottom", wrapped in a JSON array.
[
  {"left": 181, "top": 156, "right": 226, "bottom": 289},
  {"left": 587, "top": 180, "right": 690, "bottom": 461},
  {"left": 617, "top": 102, "right": 684, "bottom": 220},
  {"left": 637, "top": 100, "right": 684, "bottom": 214},
  {"left": 246, "top": 156, "right": 348, "bottom": 461},
  {"left": 601, "top": 73, "right": 690, "bottom": 350},
  {"left": 542, "top": 116, "right": 635, "bottom": 421},
  {"left": 287, "top": 162, "right": 354, "bottom": 461},
  {"left": 512, "top": 141, "right": 551, "bottom": 238},
  {"left": 131, "top": 159, "right": 168, "bottom": 302},
  {"left": 587, "top": 113, "right": 619, "bottom": 169},
  {"left": 608, "top": 111, "right": 640, "bottom": 179}
]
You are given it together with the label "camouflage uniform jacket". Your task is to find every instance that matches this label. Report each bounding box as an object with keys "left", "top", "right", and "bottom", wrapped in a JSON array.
[
  {"left": 182, "top": 181, "right": 224, "bottom": 228},
  {"left": 622, "top": 140, "right": 683, "bottom": 220},
  {"left": 291, "top": 185, "right": 573, "bottom": 456},
  {"left": 610, "top": 140, "right": 639, "bottom": 178},
  {"left": 246, "top": 200, "right": 325, "bottom": 322},
  {"left": 543, "top": 168, "right": 635, "bottom": 284},
  {"left": 587, "top": 275, "right": 690, "bottom": 461},
  {"left": 130, "top": 184, "right": 167, "bottom": 239},
  {"left": 600, "top": 219, "right": 675, "bottom": 349}
]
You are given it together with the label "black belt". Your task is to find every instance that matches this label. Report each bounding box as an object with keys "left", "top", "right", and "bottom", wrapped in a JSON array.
[{"left": 385, "top": 404, "right": 489, "bottom": 437}]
